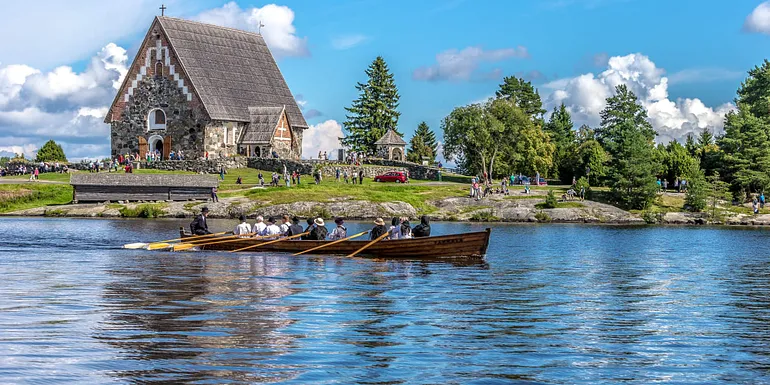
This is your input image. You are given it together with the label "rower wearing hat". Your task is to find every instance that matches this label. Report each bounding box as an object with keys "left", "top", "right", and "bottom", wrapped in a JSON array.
[
  {"left": 328, "top": 217, "right": 347, "bottom": 240},
  {"left": 263, "top": 217, "right": 282, "bottom": 238},
  {"left": 190, "top": 207, "right": 211, "bottom": 235},
  {"left": 370, "top": 217, "right": 387, "bottom": 240},
  {"left": 308, "top": 218, "right": 328, "bottom": 240}
]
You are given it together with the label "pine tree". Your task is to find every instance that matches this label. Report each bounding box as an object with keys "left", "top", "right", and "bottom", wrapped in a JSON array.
[
  {"left": 495, "top": 76, "right": 546, "bottom": 122},
  {"left": 35, "top": 140, "right": 67, "bottom": 162},
  {"left": 544, "top": 103, "right": 575, "bottom": 183},
  {"left": 598, "top": 84, "right": 660, "bottom": 210},
  {"left": 718, "top": 60, "right": 770, "bottom": 199},
  {"left": 413, "top": 121, "right": 438, "bottom": 159},
  {"left": 406, "top": 134, "right": 433, "bottom": 163},
  {"left": 685, "top": 133, "right": 698, "bottom": 157},
  {"left": 341, "top": 56, "right": 401, "bottom": 154}
]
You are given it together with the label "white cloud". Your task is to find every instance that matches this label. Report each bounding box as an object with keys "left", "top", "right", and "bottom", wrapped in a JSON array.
[
  {"left": 543, "top": 53, "right": 735, "bottom": 144},
  {"left": 0, "top": 0, "right": 159, "bottom": 69},
  {"left": 302, "top": 120, "right": 343, "bottom": 159},
  {"left": 0, "top": 144, "right": 37, "bottom": 158},
  {"left": 196, "top": 2, "right": 309, "bottom": 58},
  {"left": 331, "top": 34, "right": 368, "bottom": 50},
  {"left": 0, "top": 44, "right": 126, "bottom": 159},
  {"left": 413, "top": 46, "right": 529, "bottom": 82},
  {"left": 744, "top": 1, "right": 770, "bottom": 34}
]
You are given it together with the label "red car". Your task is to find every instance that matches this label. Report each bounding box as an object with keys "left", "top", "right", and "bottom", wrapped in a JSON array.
[{"left": 374, "top": 171, "right": 408, "bottom": 183}]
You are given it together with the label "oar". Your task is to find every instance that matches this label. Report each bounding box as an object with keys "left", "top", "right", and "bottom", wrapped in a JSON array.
[
  {"left": 230, "top": 232, "right": 309, "bottom": 253},
  {"left": 292, "top": 231, "right": 369, "bottom": 256},
  {"left": 123, "top": 231, "right": 228, "bottom": 249},
  {"left": 173, "top": 233, "right": 273, "bottom": 251},
  {"left": 148, "top": 232, "right": 235, "bottom": 251},
  {"left": 346, "top": 232, "right": 389, "bottom": 258}
]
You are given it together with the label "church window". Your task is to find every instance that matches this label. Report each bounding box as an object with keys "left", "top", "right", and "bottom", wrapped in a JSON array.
[
  {"left": 148, "top": 109, "right": 166, "bottom": 131},
  {"left": 155, "top": 61, "right": 163, "bottom": 77}
]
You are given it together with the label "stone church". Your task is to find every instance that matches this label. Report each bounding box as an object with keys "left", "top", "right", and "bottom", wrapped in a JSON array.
[{"left": 105, "top": 16, "right": 308, "bottom": 160}]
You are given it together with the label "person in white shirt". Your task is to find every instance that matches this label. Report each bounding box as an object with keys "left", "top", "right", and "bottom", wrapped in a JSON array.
[
  {"left": 280, "top": 214, "right": 290, "bottom": 235},
  {"left": 388, "top": 217, "right": 401, "bottom": 240},
  {"left": 329, "top": 217, "right": 347, "bottom": 240},
  {"left": 253, "top": 215, "right": 267, "bottom": 236},
  {"left": 234, "top": 215, "right": 252, "bottom": 236},
  {"left": 263, "top": 217, "right": 282, "bottom": 238}
]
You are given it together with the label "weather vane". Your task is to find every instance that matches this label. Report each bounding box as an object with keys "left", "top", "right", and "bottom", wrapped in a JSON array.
[
  {"left": 159, "top": 4, "right": 167, "bottom": 16},
  {"left": 258, "top": 20, "right": 265, "bottom": 35}
]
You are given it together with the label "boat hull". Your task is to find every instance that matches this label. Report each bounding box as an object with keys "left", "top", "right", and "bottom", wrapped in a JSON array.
[{"left": 180, "top": 228, "right": 491, "bottom": 259}]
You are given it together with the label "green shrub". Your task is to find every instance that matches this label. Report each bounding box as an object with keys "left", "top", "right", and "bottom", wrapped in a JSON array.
[
  {"left": 543, "top": 190, "right": 558, "bottom": 208},
  {"left": 470, "top": 209, "right": 499, "bottom": 222},
  {"left": 119, "top": 203, "right": 166, "bottom": 218},
  {"left": 534, "top": 210, "right": 551, "bottom": 222},
  {"left": 641, "top": 210, "right": 661, "bottom": 224}
]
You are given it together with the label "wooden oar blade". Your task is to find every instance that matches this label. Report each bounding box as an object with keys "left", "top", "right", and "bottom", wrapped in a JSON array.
[
  {"left": 123, "top": 243, "right": 148, "bottom": 249},
  {"left": 146, "top": 242, "right": 172, "bottom": 251},
  {"left": 173, "top": 243, "right": 197, "bottom": 252}
]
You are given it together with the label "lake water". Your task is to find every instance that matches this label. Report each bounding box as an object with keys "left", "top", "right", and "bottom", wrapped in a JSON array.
[{"left": 2, "top": 218, "right": 770, "bottom": 384}]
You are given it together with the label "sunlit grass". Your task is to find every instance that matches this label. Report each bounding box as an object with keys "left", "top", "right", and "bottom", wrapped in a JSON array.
[{"left": 0, "top": 184, "right": 73, "bottom": 213}]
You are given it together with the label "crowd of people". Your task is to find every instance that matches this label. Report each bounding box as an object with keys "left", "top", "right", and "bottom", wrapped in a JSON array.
[
  {"left": 190, "top": 207, "right": 432, "bottom": 241},
  {"left": 1, "top": 161, "right": 69, "bottom": 178}
]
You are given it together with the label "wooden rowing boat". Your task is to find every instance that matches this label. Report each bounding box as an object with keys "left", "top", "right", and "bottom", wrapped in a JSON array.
[{"left": 179, "top": 227, "right": 491, "bottom": 259}]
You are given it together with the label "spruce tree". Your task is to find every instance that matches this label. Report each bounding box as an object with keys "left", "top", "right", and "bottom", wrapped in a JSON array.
[
  {"left": 35, "top": 140, "right": 67, "bottom": 162},
  {"left": 406, "top": 134, "right": 433, "bottom": 163},
  {"left": 544, "top": 103, "right": 575, "bottom": 183},
  {"left": 597, "top": 84, "right": 660, "bottom": 210},
  {"left": 414, "top": 121, "right": 438, "bottom": 159},
  {"left": 341, "top": 56, "right": 401, "bottom": 154},
  {"left": 718, "top": 60, "right": 770, "bottom": 199}
]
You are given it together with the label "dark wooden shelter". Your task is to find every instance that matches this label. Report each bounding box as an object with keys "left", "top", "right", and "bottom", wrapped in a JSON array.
[{"left": 70, "top": 174, "right": 218, "bottom": 202}]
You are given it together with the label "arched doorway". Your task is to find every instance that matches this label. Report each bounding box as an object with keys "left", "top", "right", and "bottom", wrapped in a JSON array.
[
  {"left": 148, "top": 135, "right": 163, "bottom": 158},
  {"left": 391, "top": 147, "right": 403, "bottom": 161}
]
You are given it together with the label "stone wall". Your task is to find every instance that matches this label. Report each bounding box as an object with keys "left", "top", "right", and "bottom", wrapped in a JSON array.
[
  {"left": 110, "top": 75, "right": 209, "bottom": 158},
  {"left": 204, "top": 121, "right": 245, "bottom": 159},
  {"left": 140, "top": 158, "right": 248, "bottom": 173}
]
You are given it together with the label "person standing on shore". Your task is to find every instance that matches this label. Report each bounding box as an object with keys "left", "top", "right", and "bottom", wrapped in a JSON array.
[
  {"left": 761, "top": 192, "right": 766, "bottom": 209},
  {"left": 211, "top": 187, "right": 219, "bottom": 202},
  {"left": 335, "top": 168, "right": 340, "bottom": 183},
  {"left": 258, "top": 172, "right": 264, "bottom": 186},
  {"left": 358, "top": 169, "right": 364, "bottom": 185}
]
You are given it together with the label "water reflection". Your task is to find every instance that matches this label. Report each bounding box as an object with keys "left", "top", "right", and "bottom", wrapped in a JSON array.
[{"left": 4, "top": 219, "right": 770, "bottom": 383}]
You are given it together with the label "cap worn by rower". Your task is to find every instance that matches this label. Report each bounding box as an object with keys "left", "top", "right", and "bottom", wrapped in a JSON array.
[
  {"left": 334, "top": 217, "right": 344, "bottom": 225},
  {"left": 314, "top": 218, "right": 325, "bottom": 226},
  {"left": 374, "top": 218, "right": 385, "bottom": 226},
  {"left": 201, "top": 207, "right": 210, "bottom": 213}
]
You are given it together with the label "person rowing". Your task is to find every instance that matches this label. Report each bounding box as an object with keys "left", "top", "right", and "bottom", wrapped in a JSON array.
[
  {"left": 307, "top": 218, "right": 328, "bottom": 240},
  {"left": 190, "top": 207, "right": 211, "bottom": 235},
  {"left": 233, "top": 214, "right": 252, "bottom": 237},
  {"left": 253, "top": 215, "right": 267, "bottom": 236},
  {"left": 371, "top": 217, "right": 387, "bottom": 240},
  {"left": 412, "top": 215, "right": 431, "bottom": 237},
  {"left": 263, "top": 217, "right": 282, "bottom": 238},
  {"left": 329, "top": 217, "right": 347, "bottom": 240},
  {"left": 286, "top": 216, "right": 304, "bottom": 237}
]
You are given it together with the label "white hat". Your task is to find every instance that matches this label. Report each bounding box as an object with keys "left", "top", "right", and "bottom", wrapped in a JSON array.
[{"left": 314, "top": 218, "right": 325, "bottom": 226}]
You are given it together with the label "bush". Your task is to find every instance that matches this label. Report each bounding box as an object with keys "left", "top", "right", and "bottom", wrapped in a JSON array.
[
  {"left": 543, "top": 190, "right": 558, "bottom": 208},
  {"left": 641, "top": 210, "right": 661, "bottom": 224},
  {"left": 534, "top": 210, "right": 551, "bottom": 222},
  {"left": 119, "top": 204, "right": 166, "bottom": 218},
  {"left": 470, "top": 209, "right": 499, "bottom": 222}
]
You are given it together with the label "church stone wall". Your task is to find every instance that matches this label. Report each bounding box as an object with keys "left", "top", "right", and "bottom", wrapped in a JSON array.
[
  {"left": 204, "top": 121, "right": 245, "bottom": 159},
  {"left": 111, "top": 76, "right": 209, "bottom": 158}
]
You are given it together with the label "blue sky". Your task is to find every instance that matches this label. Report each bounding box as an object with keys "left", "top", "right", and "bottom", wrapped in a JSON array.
[{"left": 0, "top": 0, "right": 769, "bottom": 159}]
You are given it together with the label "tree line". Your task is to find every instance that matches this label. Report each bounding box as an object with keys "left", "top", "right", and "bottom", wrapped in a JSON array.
[{"left": 339, "top": 56, "right": 770, "bottom": 211}]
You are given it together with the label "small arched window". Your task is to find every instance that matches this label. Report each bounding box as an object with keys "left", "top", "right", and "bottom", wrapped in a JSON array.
[
  {"left": 148, "top": 109, "right": 167, "bottom": 131},
  {"left": 155, "top": 61, "right": 163, "bottom": 77}
]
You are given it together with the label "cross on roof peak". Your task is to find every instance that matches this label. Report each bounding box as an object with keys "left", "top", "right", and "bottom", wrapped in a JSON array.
[{"left": 159, "top": 4, "right": 167, "bottom": 16}]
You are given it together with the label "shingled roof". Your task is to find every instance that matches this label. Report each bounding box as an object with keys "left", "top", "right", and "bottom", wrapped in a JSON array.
[
  {"left": 241, "top": 106, "right": 285, "bottom": 143},
  {"left": 130, "top": 17, "right": 307, "bottom": 128},
  {"left": 374, "top": 129, "right": 407, "bottom": 146}
]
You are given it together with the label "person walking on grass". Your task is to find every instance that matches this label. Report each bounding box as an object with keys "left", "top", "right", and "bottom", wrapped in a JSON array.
[{"left": 258, "top": 172, "right": 264, "bottom": 187}]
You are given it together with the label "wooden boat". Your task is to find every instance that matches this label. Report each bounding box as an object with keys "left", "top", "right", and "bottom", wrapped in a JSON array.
[{"left": 179, "top": 228, "right": 491, "bottom": 259}]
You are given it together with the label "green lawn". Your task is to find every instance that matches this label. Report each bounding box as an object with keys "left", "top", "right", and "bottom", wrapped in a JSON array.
[
  {"left": 0, "top": 184, "right": 73, "bottom": 213},
  {"left": 3, "top": 172, "right": 73, "bottom": 183}
]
